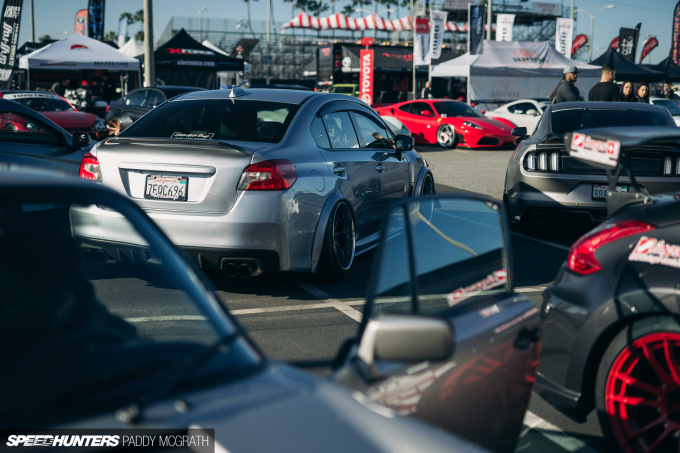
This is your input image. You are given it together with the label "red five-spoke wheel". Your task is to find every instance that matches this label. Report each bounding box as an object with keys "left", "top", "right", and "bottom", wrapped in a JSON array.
[{"left": 596, "top": 318, "right": 680, "bottom": 453}]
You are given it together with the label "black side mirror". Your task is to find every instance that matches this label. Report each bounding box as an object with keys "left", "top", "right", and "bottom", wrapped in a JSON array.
[
  {"left": 394, "top": 134, "right": 414, "bottom": 152},
  {"left": 73, "top": 132, "right": 92, "bottom": 148},
  {"left": 511, "top": 127, "right": 527, "bottom": 137}
]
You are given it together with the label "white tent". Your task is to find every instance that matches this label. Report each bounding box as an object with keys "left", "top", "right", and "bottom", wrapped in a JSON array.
[
  {"left": 431, "top": 41, "right": 601, "bottom": 103},
  {"left": 118, "top": 38, "right": 145, "bottom": 59},
  {"left": 19, "top": 34, "right": 141, "bottom": 89},
  {"left": 202, "top": 40, "right": 231, "bottom": 57}
]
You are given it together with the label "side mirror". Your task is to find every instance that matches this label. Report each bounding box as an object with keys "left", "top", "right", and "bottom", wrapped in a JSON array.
[
  {"left": 73, "top": 132, "right": 92, "bottom": 148},
  {"left": 394, "top": 134, "right": 414, "bottom": 152},
  {"left": 420, "top": 110, "right": 433, "bottom": 117},
  {"left": 511, "top": 127, "right": 527, "bottom": 137}
]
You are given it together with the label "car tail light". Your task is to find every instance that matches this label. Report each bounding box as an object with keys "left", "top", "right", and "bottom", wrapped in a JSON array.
[
  {"left": 567, "top": 220, "right": 655, "bottom": 275},
  {"left": 79, "top": 152, "right": 102, "bottom": 182},
  {"left": 237, "top": 159, "right": 296, "bottom": 191}
]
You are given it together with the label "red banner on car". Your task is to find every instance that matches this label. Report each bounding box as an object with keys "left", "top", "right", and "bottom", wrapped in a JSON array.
[{"left": 359, "top": 48, "right": 374, "bottom": 106}]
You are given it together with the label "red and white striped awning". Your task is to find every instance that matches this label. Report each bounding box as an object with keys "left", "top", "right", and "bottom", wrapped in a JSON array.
[{"left": 281, "top": 12, "right": 480, "bottom": 33}]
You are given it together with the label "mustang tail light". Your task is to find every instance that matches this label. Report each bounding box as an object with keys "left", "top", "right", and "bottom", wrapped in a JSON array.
[
  {"left": 524, "top": 151, "right": 561, "bottom": 172},
  {"left": 79, "top": 152, "right": 102, "bottom": 182},
  {"left": 567, "top": 220, "right": 655, "bottom": 275},
  {"left": 238, "top": 159, "right": 297, "bottom": 191}
]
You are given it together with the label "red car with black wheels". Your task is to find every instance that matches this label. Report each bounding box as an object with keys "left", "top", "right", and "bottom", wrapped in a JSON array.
[{"left": 374, "top": 99, "right": 518, "bottom": 149}]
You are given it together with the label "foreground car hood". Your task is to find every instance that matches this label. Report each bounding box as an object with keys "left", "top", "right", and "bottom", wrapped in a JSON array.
[
  {"left": 42, "top": 111, "right": 98, "bottom": 129},
  {"left": 62, "top": 363, "right": 487, "bottom": 452}
]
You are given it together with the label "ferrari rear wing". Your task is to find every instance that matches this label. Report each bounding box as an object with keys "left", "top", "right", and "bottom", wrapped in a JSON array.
[{"left": 564, "top": 126, "right": 680, "bottom": 217}]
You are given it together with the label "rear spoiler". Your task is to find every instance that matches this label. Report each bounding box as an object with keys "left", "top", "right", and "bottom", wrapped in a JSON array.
[{"left": 564, "top": 126, "right": 680, "bottom": 216}]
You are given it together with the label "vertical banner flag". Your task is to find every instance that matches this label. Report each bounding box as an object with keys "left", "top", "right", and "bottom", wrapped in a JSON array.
[
  {"left": 609, "top": 36, "right": 619, "bottom": 49},
  {"left": 117, "top": 17, "right": 127, "bottom": 47},
  {"left": 88, "top": 0, "right": 105, "bottom": 41},
  {"left": 640, "top": 36, "right": 659, "bottom": 63},
  {"left": 555, "top": 18, "right": 573, "bottom": 57},
  {"left": 75, "top": 9, "right": 87, "bottom": 34},
  {"left": 359, "top": 48, "right": 374, "bottom": 106},
  {"left": 572, "top": 34, "right": 588, "bottom": 55},
  {"left": 671, "top": 1, "right": 680, "bottom": 64},
  {"left": 496, "top": 14, "right": 515, "bottom": 42},
  {"left": 618, "top": 27, "right": 639, "bottom": 63},
  {"left": 429, "top": 10, "right": 447, "bottom": 60},
  {"left": 469, "top": 4, "right": 485, "bottom": 54},
  {"left": 0, "top": 0, "right": 23, "bottom": 90},
  {"left": 414, "top": 17, "right": 430, "bottom": 66}
]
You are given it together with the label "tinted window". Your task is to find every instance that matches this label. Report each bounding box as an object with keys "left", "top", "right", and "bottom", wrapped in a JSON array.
[
  {"left": 551, "top": 108, "right": 670, "bottom": 134},
  {"left": 7, "top": 95, "right": 75, "bottom": 112},
  {"left": 0, "top": 111, "right": 59, "bottom": 145},
  {"left": 653, "top": 99, "right": 680, "bottom": 115},
  {"left": 321, "top": 111, "right": 359, "bottom": 149},
  {"left": 507, "top": 102, "right": 534, "bottom": 114},
  {"left": 433, "top": 101, "right": 481, "bottom": 118},
  {"left": 121, "top": 99, "right": 298, "bottom": 143},
  {"left": 350, "top": 111, "right": 392, "bottom": 149},
  {"left": 125, "top": 90, "right": 147, "bottom": 107},
  {"left": 409, "top": 102, "right": 434, "bottom": 117},
  {"left": 311, "top": 116, "right": 331, "bottom": 148}
]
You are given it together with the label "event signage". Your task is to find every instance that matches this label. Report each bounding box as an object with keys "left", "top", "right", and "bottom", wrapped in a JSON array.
[
  {"left": 429, "top": 10, "right": 448, "bottom": 59},
  {"left": 572, "top": 34, "right": 588, "bottom": 55},
  {"left": 0, "top": 0, "right": 23, "bottom": 89},
  {"left": 117, "top": 17, "right": 127, "bottom": 47},
  {"left": 619, "top": 27, "right": 639, "bottom": 63},
  {"left": 609, "top": 36, "right": 619, "bottom": 49},
  {"left": 671, "top": 1, "right": 680, "bottom": 65},
  {"left": 469, "top": 5, "right": 485, "bottom": 54},
  {"left": 640, "top": 37, "right": 659, "bottom": 63},
  {"left": 75, "top": 9, "right": 87, "bottom": 35},
  {"left": 414, "top": 17, "right": 429, "bottom": 66},
  {"left": 87, "top": 0, "right": 105, "bottom": 41},
  {"left": 359, "top": 48, "right": 374, "bottom": 106},
  {"left": 555, "top": 18, "right": 573, "bottom": 57},
  {"left": 496, "top": 14, "right": 515, "bottom": 42}
]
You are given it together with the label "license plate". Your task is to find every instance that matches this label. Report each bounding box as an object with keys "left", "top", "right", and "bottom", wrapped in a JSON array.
[
  {"left": 592, "top": 183, "right": 628, "bottom": 200},
  {"left": 145, "top": 175, "right": 188, "bottom": 201}
]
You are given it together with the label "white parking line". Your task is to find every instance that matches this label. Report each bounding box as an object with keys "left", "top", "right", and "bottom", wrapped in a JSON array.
[
  {"left": 521, "top": 411, "right": 598, "bottom": 453},
  {"left": 293, "top": 280, "right": 364, "bottom": 322}
]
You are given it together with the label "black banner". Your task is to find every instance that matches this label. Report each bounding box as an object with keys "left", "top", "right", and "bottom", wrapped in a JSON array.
[
  {"left": 618, "top": 27, "right": 639, "bottom": 63},
  {"left": 0, "top": 0, "right": 23, "bottom": 89},
  {"left": 88, "top": 0, "right": 105, "bottom": 41},
  {"left": 469, "top": 4, "right": 485, "bottom": 55},
  {"left": 672, "top": 1, "right": 680, "bottom": 64}
]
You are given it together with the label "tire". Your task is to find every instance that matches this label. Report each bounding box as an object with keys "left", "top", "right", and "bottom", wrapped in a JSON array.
[
  {"left": 318, "top": 201, "right": 355, "bottom": 280},
  {"left": 595, "top": 316, "right": 680, "bottom": 453},
  {"left": 436, "top": 124, "right": 457, "bottom": 148},
  {"left": 419, "top": 173, "right": 436, "bottom": 195}
]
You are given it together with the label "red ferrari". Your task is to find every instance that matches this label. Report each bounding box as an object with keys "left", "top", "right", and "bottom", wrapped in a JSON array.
[
  {"left": 374, "top": 99, "right": 518, "bottom": 149},
  {"left": 0, "top": 91, "right": 108, "bottom": 140}
]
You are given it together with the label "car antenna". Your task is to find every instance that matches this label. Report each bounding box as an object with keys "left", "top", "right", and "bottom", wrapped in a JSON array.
[{"left": 229, "top": 86, "right": 246, "bottom": 98}]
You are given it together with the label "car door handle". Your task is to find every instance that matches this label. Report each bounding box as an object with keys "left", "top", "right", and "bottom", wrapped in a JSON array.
[
  {"left": 375, "top": 164, "right": 385, "bottom": 173},
  {"left": 514, "top": 327, "right": 540, "bottom": 351},
  {"left": 333, "top": 164, "right": 347, "bottom": 177}
]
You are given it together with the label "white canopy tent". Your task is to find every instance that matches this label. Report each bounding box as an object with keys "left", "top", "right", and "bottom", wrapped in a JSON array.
[
  {"left": 19, "top": 34, "right": 141, "bottom": 89},
  {"left": 118, "top": 38, "right": 145, "bottom": 59},
  {"left": 431, "top": 41, "right": 601, "bottom": 103}
]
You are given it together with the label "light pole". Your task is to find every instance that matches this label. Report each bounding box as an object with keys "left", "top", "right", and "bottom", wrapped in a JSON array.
[
  {"left": 575, "top": 4, "right": 615, "bottom": 62},
  {"left": 356, "top": 8, "right": 394, "bottom": 40},
  {"left": 197, "top": 7, "right": 206, "bottom": 42}
]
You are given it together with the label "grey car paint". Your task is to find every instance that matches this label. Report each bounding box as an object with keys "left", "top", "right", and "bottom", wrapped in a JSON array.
[{"left": 87, "top": 88, "right": 431, "bottom": 276}]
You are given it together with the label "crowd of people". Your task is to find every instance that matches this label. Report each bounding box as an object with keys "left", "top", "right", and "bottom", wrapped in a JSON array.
[{"left": 550, "top": 63, "right": 675, "bottom": 104}]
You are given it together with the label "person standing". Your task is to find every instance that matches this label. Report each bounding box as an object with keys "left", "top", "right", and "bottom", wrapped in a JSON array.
[
  {"left": 588, "top": 63, "right": 621, "bottom": 101},
  {"left": 50, "top": 78, "right": 71, "bottom": 97},
  {"left": 553, "top": 66, "right": 582, "bottom": 103},
  {"left": 420, "top": 80, "right": 433, "bottom": 99},
  {"left": 620, "top": 81, "right": 638, "bottom": 102},
  {"left": 636, "top": 82, "right": 650, "bottom": 103}
]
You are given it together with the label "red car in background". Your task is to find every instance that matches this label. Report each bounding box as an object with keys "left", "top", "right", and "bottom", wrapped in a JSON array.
[
  {"left": 374, "top": 99, "right": 518, "bottom": 149},
  {"left": 0, "top": 91, "right": 107, "bottom": 140}
]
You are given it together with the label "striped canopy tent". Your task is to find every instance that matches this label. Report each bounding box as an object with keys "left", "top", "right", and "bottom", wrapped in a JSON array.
[{"left": 281, "top": 11, "right": 475, "bottom": 33}]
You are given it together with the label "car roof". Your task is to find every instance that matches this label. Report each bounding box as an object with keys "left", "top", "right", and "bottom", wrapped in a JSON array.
[
  {"left": 548, "top": 101, "right": 668, "bottom": 112},
  {"left": 171, "top": 87, "right": 326, "bottom": 104},
  {"left": 0, "top": 90, "right": 60, "bottom": 98}
]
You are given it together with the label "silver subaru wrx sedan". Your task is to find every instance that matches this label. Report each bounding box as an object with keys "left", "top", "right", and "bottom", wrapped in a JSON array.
[{"left": 79, "top": 88, "right": 433, "bottom": 279}]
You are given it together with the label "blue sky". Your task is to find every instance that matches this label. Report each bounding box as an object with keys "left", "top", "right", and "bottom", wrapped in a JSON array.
[{"left": 18, "top": 0, "right": 676, "bottom": 65}]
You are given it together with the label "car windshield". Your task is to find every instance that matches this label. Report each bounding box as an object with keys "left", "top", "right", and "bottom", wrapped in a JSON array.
[
  {"left": 0, "top": 193, "right": 260, "bottom": 426},
  {"left": 7, "top": 95, "right": 75, "bottom": 112},
  {"left": 433, "top": 101, "right": 482, "bottom": 118},
  {"left": 122, "top": 99, "right": 299, "bottom": 143},
  {"left": 653, "top": 99, "right": 680, "bottom": 115},
  {"left": 331, "top": 85, "right": 356, "bottom": 94},
  {"left": 551, "top": 108, "right": 670, "bottom": 134}
]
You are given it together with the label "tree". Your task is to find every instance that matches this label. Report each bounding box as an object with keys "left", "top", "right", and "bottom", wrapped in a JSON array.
[{"left": 38, "top": 35, "right": 52, "bottom": 43}]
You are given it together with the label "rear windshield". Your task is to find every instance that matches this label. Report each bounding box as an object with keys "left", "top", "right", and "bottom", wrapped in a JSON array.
[
  {"left": 551, "top": 108, "right": 670, "bottom": 135},
  {"left": 121, "top": 99, "right": 299, "bottom": 143}
]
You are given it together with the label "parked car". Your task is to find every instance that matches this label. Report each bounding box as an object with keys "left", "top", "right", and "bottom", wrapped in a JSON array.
[
  {"left": 484, "top": 98, "right": 550, "bottom": 135},
  {"left": 536, "top": 126, "right": 680, "bottom": 453},
  {"left": 374, "top": 99, "right": 518, "bottom": 149},
  {"left": 650, "top": 96, "right": 680, "bottom": 126},
  {"left": 105, "top": 85, "right": 206, "bottom": 135},
  {"left": 80, "top": 87, "right": 434, "bottom": 279},
  {"left": 0, "top": 90, "right": 107, "bottom": 140},
  {"left": 0, "top": 167, "right": 539, "bottom": 453},
  {"left": 329, "top": 83, "right": 360, "bottom": 97},
  {"left": 0, "top": 98, "right": 93, "bottom": 176},
  {"left": 503, "top": 101, "right": 678, "bottom": 227}
]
